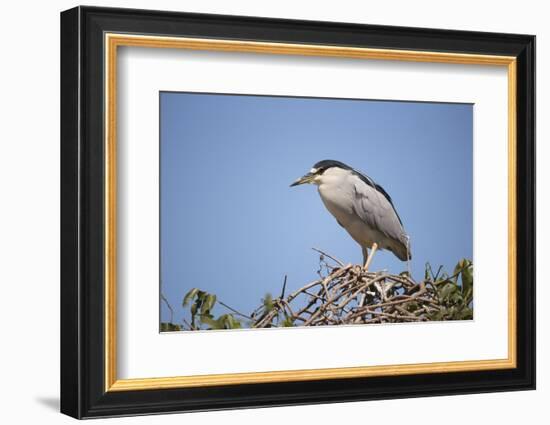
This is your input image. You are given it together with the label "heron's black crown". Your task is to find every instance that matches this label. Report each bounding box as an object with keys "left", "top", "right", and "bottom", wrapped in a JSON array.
[{"left": 312, "top": 160, "right": 353, "bottom": 172}]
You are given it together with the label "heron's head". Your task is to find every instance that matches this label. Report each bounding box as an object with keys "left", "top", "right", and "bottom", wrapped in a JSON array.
[{"left": 290, "top": 160, "right": 352, "bottom": 187}]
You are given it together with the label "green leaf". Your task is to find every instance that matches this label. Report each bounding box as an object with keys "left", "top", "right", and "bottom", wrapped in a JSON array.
[
  {"left": 453, "top": 259, "right": 464, "bottom": 283},
  {"left": 160, "top": 322, "right": 181, "bottom": 332},
  {"left": 450, "top": 292, "right": 464, "bottom": 306},
  {"left": 201, "top": 294, "right": 217, "bottom": 315},
  {"left": 263, "top": 293, "right": 274, "bottom": 312},
  {"left": 461, "top": 262, "right": 473, "bottom": 300},
  {"left": 183, "top": 288, "right": 199, "bottom": 306},
  {"left": 429, "top": 310, "right": 445, "bottom": 321},
  {"left": 227, "top": 315, "right": 236, "bottom": 329},
  {"left": 200, "top": 315, "right": 221, "bottom": 329},
  {"left": 405, "top": 302, "right": 419, "bottom": 312},
  {"left": 282, "top": 317, "right": 294, "bottom": 327},
  {"left": 459, "top": 308, "right": 473, "bottom": 320},
  {"left": 224, "top": 314, "right": 241, "bottom": 329},
  {"left": 439, "top": 282, "right": 458, "bottom": 300}
]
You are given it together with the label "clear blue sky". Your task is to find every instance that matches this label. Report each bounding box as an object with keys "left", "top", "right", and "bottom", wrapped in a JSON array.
[{"left": 160, "top": 92, "right": 472, "bottom": 326}]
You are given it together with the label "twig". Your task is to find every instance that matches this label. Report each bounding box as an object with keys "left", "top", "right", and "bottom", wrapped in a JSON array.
[
  {"left": 280, "top": 275, "right": 287, "bottom": 299},
  {"left": 160, "top": 292, "right": 175, "bottom": 324},
  {"left": 311, "top": 247, "right": 345, "bottom": 267},
  {"left": 182, "top": 318, "right": 195, "bottom": 331},
  {"left": 218, "top": 300, "right": 252, "bottom": 320}
]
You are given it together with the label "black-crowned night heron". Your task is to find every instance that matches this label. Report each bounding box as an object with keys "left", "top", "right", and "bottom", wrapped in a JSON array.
[{"left": 290, "top": 160, "right": 411, "bottom": 270}]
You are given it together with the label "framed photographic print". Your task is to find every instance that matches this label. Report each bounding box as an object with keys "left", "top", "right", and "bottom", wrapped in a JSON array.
[{"left": 60, "top": 6, "right": 535, "bottom": 419}]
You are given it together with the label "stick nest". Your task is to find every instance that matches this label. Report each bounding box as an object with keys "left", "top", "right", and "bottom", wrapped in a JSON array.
[
  {"left": 166, "top": 250, "right": 473, "bottom": 331},
  {"left": 252, "top": 252, "right": 442, "bottom": 327}
]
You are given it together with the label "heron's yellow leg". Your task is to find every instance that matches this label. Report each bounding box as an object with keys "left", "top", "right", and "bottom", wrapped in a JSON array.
[{"left": 363, "top": 242, "right": 378, "bottom": 271}]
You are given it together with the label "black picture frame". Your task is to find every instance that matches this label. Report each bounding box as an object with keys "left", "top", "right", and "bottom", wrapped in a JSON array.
[{"left": 61, "top": 5, "right": 535, "bottom": 419}]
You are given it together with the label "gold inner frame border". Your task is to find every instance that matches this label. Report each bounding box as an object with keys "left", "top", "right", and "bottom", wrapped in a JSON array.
[{"left": 104, "top": 33, "right": 517, "bottom": 392}]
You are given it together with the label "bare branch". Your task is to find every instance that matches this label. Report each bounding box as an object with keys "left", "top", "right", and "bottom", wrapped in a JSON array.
[{"left": 311, "top": 247, "right": 345, "bottom": 267}]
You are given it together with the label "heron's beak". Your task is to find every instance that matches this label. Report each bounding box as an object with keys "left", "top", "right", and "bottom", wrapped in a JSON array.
[{"left": 290, "top": 172, "right": 315, "bottom": 187}]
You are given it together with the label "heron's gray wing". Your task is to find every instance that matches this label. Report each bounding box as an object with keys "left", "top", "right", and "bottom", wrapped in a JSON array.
[{"left": 350, "top": 174, "right": 405, "bottom": 243}]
